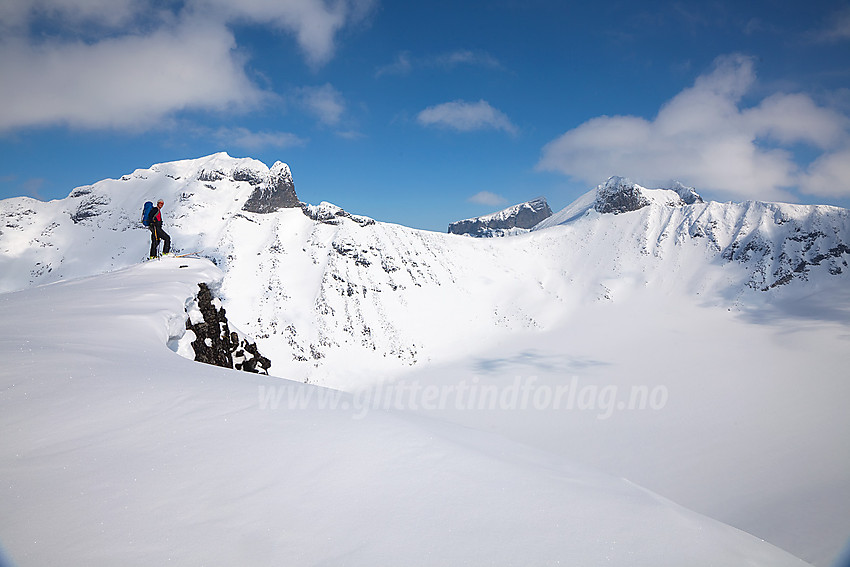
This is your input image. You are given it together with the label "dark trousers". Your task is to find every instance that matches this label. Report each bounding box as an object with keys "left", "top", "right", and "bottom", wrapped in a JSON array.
[{"left": 149, "top": 226, "right": 171, "bottom": 257}]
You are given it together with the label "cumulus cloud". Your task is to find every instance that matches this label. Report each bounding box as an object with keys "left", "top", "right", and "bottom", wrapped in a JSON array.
[
  {"left": 0, "top": 0, "right": 372, "bottom": 132},
  {"left": 418, "top": 100, "right": 518, "bottom": 135},
  {"left": 468, "top": 191, "right": 507, "bottom": 207},
  {"left": 189, "top": 0, "right": 376, "bottom": 68},
  {"left": 799, "top": 148, "right": 850, "bottom": 197},
  {"left": 537, "top": 54, "right": 850, "bottom": 201},
  {"left": 0, "top": 23, "right": 265, "bottom": 131}
]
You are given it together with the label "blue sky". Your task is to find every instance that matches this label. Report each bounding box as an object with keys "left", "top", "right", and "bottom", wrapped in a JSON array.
[{"left": 1, "top": 0, "right": 849, "bottom": 231}]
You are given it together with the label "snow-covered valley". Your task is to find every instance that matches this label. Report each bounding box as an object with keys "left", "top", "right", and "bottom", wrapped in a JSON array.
[{"left": 1, "top": 153, "right": 849, "bottom": 565}]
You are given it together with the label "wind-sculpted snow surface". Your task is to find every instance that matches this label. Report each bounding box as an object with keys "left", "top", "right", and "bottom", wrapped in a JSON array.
[
  {"left": 1, "top": 155, "right": 848, "bottom": 564},
  {"left": 0, "top": 259, "right": 815, "bottom": 566}
]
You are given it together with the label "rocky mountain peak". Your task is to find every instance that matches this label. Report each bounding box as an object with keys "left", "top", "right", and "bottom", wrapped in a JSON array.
[
  {"left": 594, "top": 177, "right": 652, "bottom": 215},
  {"left": 593, "top": 177, "right": 704, "bottom": 215},
  {"left": 242, "top": 161, "right": 300, "bottom": 213}
]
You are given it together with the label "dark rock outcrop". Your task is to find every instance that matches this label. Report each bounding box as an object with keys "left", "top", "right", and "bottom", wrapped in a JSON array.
[
  {"left": 187, "top": 283, "right": 271, "bottom": 374},
  {"left": 448, "top": 197, "right": 553, "bottom": 237},
  {"left": 232, "top": 166, "right": 265, "bottom": 186},
  {"left": 301, "top": 202, "right": 376, "bottom": 227},
  {"left": 242, "top": 161, "right": 300, "bottom": 213},
  {"left": 70, "top": 194, "right": 111, "bottom": 224},
  {"left": 594, "top": 177, "right": 651, "bottom": 215}
]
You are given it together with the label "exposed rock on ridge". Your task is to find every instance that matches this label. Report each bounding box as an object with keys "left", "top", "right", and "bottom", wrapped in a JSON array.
[
  {"left": 242, "top": 161, "right": 300, "bottom": 213},
  {"left": 594, "top": 177, "right": 653, "bottom": 214},
  {"left": 302, "top": 202, "right": 376, "bottom": 227},
  {"left": 593, "top": 177, "right": 704, "bottom": 214}
]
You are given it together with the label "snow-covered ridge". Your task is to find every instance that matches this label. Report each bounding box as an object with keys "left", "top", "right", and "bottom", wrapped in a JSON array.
[
  {"left": 535, "top": 176, "right": 702, "bottom": 228},
  {"left": 448, "top": 196, "right": 552, "bottom": 237},
  {"left": 535, "top": 176, "right": 849, "bottom": 291},
  {"left": 1, "top": 155, "right": 849, "bottom": 382}
]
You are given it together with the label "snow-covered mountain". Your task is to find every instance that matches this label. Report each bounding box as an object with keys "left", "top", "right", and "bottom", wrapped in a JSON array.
[
  {"left": 2, "top": 153, "right": 849, "bottom": 565},
  {"left": 447, "top": 196, "right": 553, "bottom": 236},
  {"left": 535, "top": 175, "right": 850, "bottom": 291},
  {"left": 2, "top": 157, "right": 847, "bottom": 382}
]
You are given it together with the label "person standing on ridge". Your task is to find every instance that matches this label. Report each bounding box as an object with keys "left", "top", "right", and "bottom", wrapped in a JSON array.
[{"left": 147, "top": 199, "right": 172, "bottom": 259}]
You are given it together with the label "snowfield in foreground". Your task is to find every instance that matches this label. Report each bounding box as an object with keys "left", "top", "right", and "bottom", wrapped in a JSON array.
[
  {"left": 0, "top": 258, "right": 819, "bottom": 566},
  {"left": 1, "top": 154, "right": 849, "bottom": 565}
]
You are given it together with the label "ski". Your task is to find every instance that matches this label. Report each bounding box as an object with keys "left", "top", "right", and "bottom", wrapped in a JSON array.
[{"left": 144, "top": 252, "right": 201, "bottom": 262}]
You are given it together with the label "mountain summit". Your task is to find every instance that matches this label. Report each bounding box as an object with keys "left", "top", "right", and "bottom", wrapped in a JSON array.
[{"left": 593, "top": 176, "right": 703, "bottom": 214}]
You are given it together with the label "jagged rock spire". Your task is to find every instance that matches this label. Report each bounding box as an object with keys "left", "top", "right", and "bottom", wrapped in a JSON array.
[{"left": 242, "top": 161, "right": 300, "bottom": 213}]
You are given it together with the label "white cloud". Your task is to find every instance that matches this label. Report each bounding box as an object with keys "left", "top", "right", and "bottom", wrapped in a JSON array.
[
  {"left": 537, "top": 54, "right": 850, "bottom": 201},
  {"left": 745, "top": 93, "right": 848, "bottom": 148},
  {"left": 294, "top": 84, "right": 346, "bottom": 126},
  {"left": 0, "top": 23, "right": 266, "bottom": 132},
  {"left": 468, "top": 191, "right": 507, "bottom": 207},
  {"left": 418, "top": 100, "right": 517, "bottom": 135},
  {"left": 214, "top": 127, "right": 306, "bottom": 150},
  {"left": 188, "top": 0, "right": 376, "bottom": 68},
  {"left": 0, "top": 0, "right": 372, "bottom": 132},
  {"left": 799, "top": 148, "right": 850, "bottom": 197}
]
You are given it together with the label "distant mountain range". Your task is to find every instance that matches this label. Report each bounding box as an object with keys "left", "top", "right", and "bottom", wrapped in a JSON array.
[{"left": 448, "top": 196, "right": 553, "bottom": 237}]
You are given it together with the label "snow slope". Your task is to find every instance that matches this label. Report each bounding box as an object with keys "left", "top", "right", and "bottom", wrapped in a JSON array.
[
  {"left": 0, "top": 259, "right": 813, "bottom": 566},
  {"left": 2, "top": 154, "right": 849, "bottom": 564}
]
